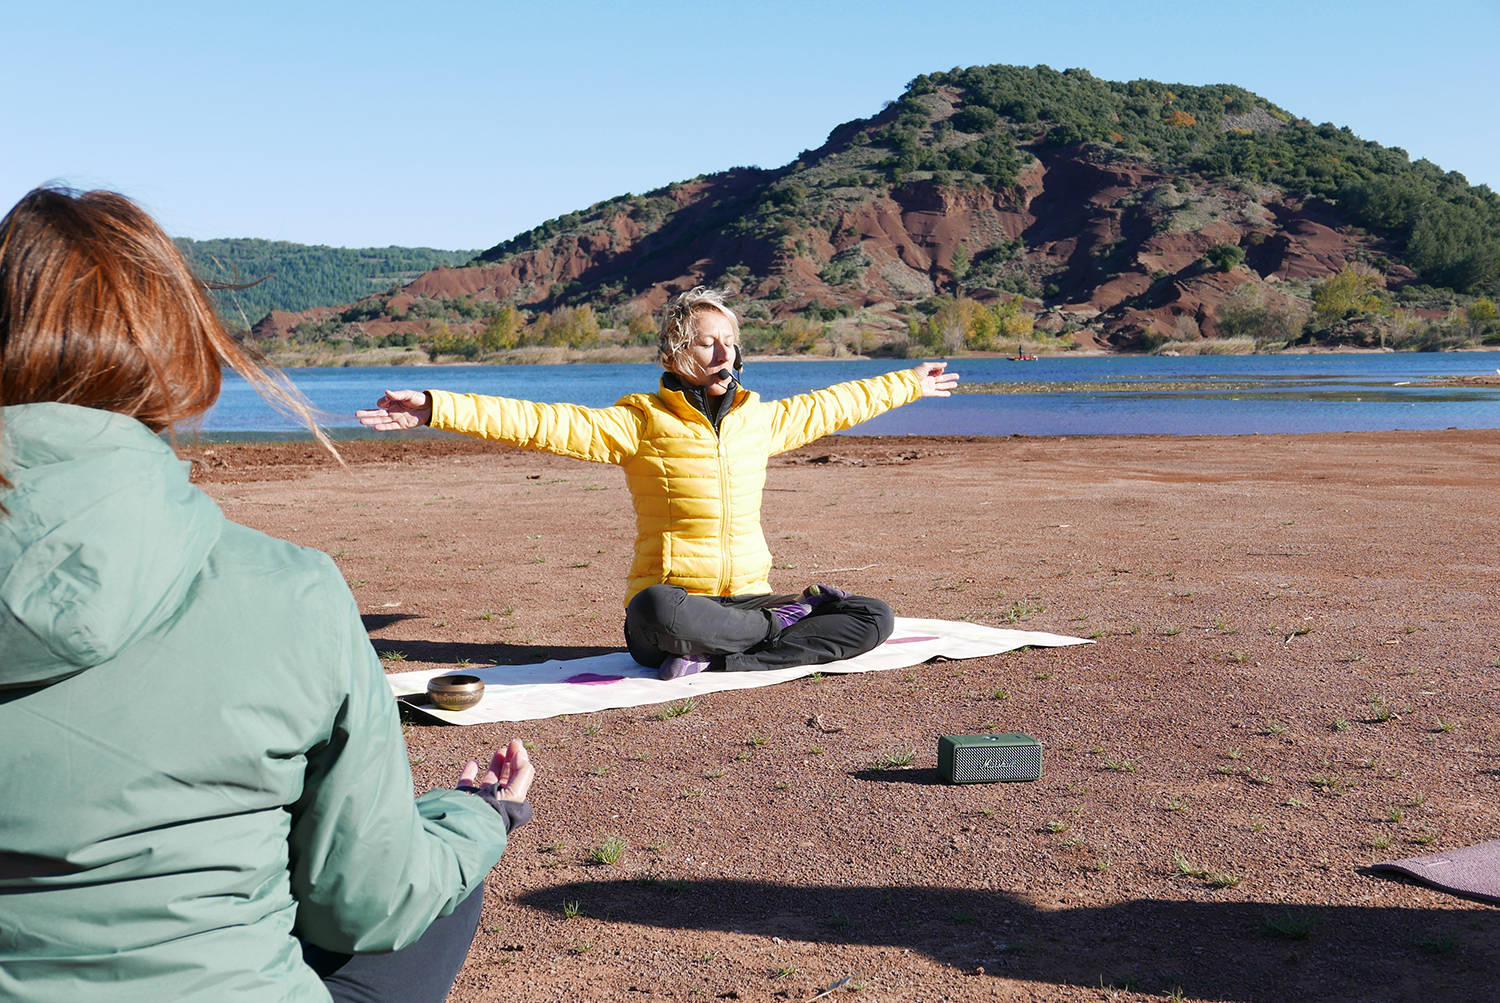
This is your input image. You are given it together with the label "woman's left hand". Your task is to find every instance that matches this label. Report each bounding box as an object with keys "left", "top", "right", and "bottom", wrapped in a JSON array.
[{"left": 913, "top": 361, "right": 959, "bottom": 397}]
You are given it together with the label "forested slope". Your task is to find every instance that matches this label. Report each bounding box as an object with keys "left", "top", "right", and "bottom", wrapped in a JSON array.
[{"left": 176, "top": 238, "right": 477, "bottom": 326}]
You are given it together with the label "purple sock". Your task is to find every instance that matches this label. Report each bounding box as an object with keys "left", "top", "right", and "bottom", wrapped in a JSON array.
[
  {"left": 767, "top": 584, "right": 851, "bottom": 631},
  {"left": 658, "top": 653, "right": 710, "bottom": 680}
]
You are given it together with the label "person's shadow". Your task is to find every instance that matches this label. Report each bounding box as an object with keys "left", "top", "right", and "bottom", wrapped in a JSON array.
[
  {"left": 362, "top": 614, "right": 621, "bottom": 666},
  {"left": 516, "top": 877, "right": 1494, "bottom": 1001}
]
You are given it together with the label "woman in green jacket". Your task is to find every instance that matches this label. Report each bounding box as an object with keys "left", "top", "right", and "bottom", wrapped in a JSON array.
[
  {"left": 0, "top": 187, "right": 532, "bottom": 1003},
  {"left": 357, "top": 287, "right": 959, "bottom": 679}
]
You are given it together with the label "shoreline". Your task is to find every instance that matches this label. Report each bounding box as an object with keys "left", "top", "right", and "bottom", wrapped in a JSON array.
[
  {"left": 250, "top": 343, "right": 1500, "bottom": 368},
  {"left": 177, "top": 423, "right": 1500, "bottom": 444}
]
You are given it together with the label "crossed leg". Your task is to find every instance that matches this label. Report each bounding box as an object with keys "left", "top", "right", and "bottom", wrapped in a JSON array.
[{"left": 624, "top": 584, "right": 894, "bottom": 674}]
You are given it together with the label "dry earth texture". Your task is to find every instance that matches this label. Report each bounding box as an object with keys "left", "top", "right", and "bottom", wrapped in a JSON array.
[{"left": 184, "top": 432, "right": 1500, "bottom": 1003}]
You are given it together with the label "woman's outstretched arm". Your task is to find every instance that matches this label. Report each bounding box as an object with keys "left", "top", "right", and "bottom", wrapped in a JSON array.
[
  {"left": 767, "top": 361, "right": 960, "bottom": 453},
  {"left": 357, "top": 388, "right": 643, "bottom": 464}
]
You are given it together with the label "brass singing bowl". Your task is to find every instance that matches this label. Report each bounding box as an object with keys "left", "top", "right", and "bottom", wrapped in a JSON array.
[{"left": 427, "top": 674, "right": 485, "bottom": 711}]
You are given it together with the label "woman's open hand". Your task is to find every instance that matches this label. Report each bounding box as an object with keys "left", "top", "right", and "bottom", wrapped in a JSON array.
[
  {"left": 456, "top": 739, "right": 534, "bottom": 802},
  {"left": 912, "top": 361, "right": 959, "bottom": 397},
  {"left": 356, "top": 390, "right": 431, "bottom": 430}
]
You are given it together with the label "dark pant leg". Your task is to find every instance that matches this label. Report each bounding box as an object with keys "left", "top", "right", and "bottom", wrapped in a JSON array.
[
  {"left": 624, "top": 584, "right": 779, "bottom": 668},
  {"left": 301, "top": 880, "right": 486, "bottom": 1003},
  {"left": 724, "top": 593, "right": 895, "bottom": 672}
]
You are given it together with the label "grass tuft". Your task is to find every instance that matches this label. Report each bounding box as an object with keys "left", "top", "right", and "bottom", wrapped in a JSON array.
[
  {"left": 1262, "top": 909, "right": 1317, "bottom": 939},
  {"left": 1173, "top": 852, "right": 1243, "bottom": 888},
  {"left": 1415, "top": 933, "right": 1457, "bottom": 955},
  {"left": 589, "top": 835, "right": 626, "bottom": 866},
  {"left": 875, "top": 747, "right": 917, "bottom": 770},
  {"left": 656, "top": 697, "right": 696, "bottom": 720}
]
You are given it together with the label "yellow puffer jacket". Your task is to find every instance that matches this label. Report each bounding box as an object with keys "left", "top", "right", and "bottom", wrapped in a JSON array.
[{"left": 428, "top": 369, "right": 924, "bottom": 606}]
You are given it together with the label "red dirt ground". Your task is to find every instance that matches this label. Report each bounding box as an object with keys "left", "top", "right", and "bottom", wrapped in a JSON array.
[{"left": 183, "top": 431, "right": 1500, "bottom": 1003}]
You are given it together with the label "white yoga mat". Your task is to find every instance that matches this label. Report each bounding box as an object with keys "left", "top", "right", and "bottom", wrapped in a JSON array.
[{"left": 385, "top": 618, "right": 1091, "bottom": 724}]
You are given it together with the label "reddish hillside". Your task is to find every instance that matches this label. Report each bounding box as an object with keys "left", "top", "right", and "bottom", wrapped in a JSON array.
[{"left": 257, "top": 64, "right": 1497, "bottom": 352}]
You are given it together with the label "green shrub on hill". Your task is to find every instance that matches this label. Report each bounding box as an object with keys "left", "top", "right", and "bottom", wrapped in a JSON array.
[
  {"left": 1310, "top": 267, "right": 1390, "bottom": 328},
  {"left": 1204, "top": 244, "right": 1245, "bottom": 272}
]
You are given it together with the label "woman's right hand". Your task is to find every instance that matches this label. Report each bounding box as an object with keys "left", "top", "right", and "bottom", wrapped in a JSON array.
[{"left": 356, "top": 390, "right": 431, "bottom": 430}]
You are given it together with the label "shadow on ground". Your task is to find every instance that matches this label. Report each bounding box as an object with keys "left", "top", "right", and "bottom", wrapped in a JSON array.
[
  {"left": 848, "top": 767, "right": 951, "bottom": 786},
  {"left": 366, "top": 634, "right": 624, "bottom": 666},
  {"left": 361, "top": 613, "right": 422, "bottom": 631},
  {"left": 516, "top": 878, "right": 1496, "bottom": 1002}
]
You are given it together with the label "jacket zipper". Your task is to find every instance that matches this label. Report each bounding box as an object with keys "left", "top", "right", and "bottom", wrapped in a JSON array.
[
  {"left": 711, "top": 389, "right": 746, "bottom": 596},
  {"left": 715, "top": 416, "right": 731, "bottom": 595},
  {"left": 673, "top": 382, "right": 739, "bottom": 596}
]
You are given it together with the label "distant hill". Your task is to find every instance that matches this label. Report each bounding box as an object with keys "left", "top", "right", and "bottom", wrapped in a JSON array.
[
  {"left": 175, "top": 238, "right": 478, "bottom": 327},
  {"left": 254, "top": 63, "right": 1500, "bottom": 352}
]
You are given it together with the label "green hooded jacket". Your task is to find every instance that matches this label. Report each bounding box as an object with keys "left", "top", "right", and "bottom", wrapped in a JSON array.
[{"left": 0, "top": 403, "right": 509, "bottom": 1002}]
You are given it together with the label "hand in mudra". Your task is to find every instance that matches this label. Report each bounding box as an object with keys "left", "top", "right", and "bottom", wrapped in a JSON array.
[
  {"left": 456, "top": 739, "right": 534, "bottom": 803},
  {"left": 356, "top": 390, "right": 431, "bottom": 430}
]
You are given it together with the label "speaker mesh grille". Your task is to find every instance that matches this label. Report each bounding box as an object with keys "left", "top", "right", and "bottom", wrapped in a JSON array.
[{"left": 951, "top": 743, "right": 1041, "bottom": 782}]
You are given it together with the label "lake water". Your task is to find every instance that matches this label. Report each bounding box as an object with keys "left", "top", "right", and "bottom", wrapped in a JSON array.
[{"left": 203, "top": 352, "right": 1500, "bottom": 438}]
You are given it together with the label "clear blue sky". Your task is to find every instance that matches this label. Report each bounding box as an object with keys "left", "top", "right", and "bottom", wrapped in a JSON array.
[{"left": 4, "top": 0, "right": 1495, "bottom": 250}]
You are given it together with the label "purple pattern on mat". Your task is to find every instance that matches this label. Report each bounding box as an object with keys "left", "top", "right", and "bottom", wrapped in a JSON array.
[
  {"left": 1370, "top": 839, "right": 1500, "bottom": 905},
  {"left": 884, "top": 636, "right": 940, "bottom": 644},
  {"left": 562, "top": 673, "right": 625, "bottom": 685}
]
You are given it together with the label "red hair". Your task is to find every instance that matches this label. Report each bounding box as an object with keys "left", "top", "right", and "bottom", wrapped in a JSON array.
[{"left": 0, "top": 186, "right": 332, "bottom": 490}]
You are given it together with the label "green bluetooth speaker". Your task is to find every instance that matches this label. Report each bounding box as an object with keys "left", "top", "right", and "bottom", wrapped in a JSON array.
[{"left": 938, "top": 733, "right": 1042, "bottom": 784}]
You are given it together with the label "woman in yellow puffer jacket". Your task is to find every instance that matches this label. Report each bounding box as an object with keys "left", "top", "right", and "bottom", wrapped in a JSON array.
[{"left": 357, "top": 288, "right": 958, "bottom": 679}]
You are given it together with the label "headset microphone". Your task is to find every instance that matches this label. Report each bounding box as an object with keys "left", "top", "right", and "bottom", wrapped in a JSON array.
[{"left": 714, "top": 346, "right": 744, "bottom": 384}]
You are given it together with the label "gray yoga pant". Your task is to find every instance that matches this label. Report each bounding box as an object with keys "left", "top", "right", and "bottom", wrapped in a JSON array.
[
  {"left": 624, "top": 584, "right": 894, "bottom": 672},
  {"left": 300, "top": 880, "right": 486, "bottom": 1003}
]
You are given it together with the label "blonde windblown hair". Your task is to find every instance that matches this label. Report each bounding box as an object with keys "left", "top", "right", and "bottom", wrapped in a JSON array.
[{"left": 656, "top": 286, "right": 739, "bottom": 377}]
